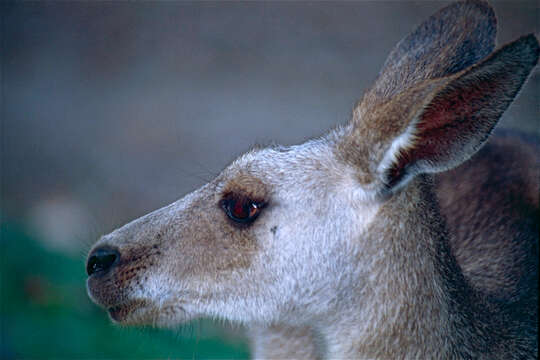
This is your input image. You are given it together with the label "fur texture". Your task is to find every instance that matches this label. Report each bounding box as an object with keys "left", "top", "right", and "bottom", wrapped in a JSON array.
[{"left": 87, "top": 1, "right": 539, "bottom": 358}]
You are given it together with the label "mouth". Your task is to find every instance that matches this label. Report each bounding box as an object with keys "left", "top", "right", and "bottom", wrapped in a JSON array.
[
  {"left": 87, "top": 274, "right": 194, "bottom": 326},
  {"left": 107, "top": 299, "right": 150, "bottom": 323}
]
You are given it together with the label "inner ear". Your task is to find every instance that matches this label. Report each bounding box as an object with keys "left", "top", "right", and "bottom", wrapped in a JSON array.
[{"left": 380, "top": 35, "right": 540, "bottom": 193}]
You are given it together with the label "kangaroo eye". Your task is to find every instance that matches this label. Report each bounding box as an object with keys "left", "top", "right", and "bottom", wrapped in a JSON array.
[{"left": 220, "top": 195, "right": 266, "bottom": 224}]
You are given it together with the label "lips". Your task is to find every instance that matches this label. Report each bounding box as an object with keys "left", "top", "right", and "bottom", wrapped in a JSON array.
[
  {"left": 108, "top": 304, "right": 131, "bottom": 322},
  {"left": 107, "top": 299, "right": 149, "bottom": 322}
]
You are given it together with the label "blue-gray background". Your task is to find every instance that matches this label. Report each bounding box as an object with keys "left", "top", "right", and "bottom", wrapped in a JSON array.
[{"left": 1, "top": 1, "right": 538, "bottom": 358}]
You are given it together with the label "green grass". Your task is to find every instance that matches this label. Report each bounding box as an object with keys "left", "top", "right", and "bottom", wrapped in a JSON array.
[{"left": 0, "top": 222, "right": 250, "bottom": 359}]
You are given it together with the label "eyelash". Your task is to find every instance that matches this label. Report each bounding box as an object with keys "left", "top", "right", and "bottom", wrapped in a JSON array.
[{"left": 220, "top": 195, "right": 267, "bottom": 225}]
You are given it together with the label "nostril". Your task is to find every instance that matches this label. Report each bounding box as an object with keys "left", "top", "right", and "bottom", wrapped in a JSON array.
[{"left": 87, "top": 247, "right": 120, "bottom": 276}]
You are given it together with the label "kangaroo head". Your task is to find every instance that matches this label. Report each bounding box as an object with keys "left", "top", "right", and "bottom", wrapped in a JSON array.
[
  {"left": 86, "top": 139, "right": 378, "bottom": 326},
  {"left": 87, "top": 0, "right": 539, "bottom": 334}
]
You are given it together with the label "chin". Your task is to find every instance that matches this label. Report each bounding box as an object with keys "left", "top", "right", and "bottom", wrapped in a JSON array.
[
  {"left": 106, "top": 299, "right": 153, "bottom": 324},
  {"left": 109, "top": 299, "right": 196, "bottom": 328}
]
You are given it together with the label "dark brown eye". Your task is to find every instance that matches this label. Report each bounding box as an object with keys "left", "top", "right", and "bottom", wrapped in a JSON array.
[{"left": 220, "top": 195, "right": 266, "bottom": 224}]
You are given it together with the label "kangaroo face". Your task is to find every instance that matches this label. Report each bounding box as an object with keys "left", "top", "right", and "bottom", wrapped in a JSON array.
[{"left": 86, "top": 139, "right": 379, "bottom": 327}]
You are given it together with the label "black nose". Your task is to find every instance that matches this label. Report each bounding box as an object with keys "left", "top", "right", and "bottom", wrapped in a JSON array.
[{"left": 86, "top": 247, "right": 120, "bottom": 276}]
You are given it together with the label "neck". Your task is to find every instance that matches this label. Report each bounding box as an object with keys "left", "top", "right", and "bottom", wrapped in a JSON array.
[{"left": 317, "top": 175, "right": 492, "bottom": 359}]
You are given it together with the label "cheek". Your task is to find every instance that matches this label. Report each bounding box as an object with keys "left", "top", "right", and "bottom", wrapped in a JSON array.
[
  {"left": 258, "top": 224, "right": 316, "bottom": 280},
  {"left": 269, "top": 214, "right": 326, "bottom": 255},
  {"left": 172, "top": 211, "right": 260, "bottom": 280},
  {"left": 264, "top": 211, "right": 349, "bottom": 278}
]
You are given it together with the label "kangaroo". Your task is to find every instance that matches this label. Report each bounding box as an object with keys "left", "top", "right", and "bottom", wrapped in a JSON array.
[
  {"left": 250, "top": 130, "right": 540, "bottom": 359},
  {"left": 86, "top": 1, "right": 539, "bottom": 358}
]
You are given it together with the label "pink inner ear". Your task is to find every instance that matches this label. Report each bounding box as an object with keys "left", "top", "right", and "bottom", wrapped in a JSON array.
[
  {"left": 386, "top": 74, "right": 503, "bottom": 186},
  {"left": 411, "top": 74, "right": 502, "bottom": 163},
  {"left": 419, "top": 75, "right": 500, "bottom": 132},
  {"left": 381, "top": 34, "right": 539, "bottom": 188}
]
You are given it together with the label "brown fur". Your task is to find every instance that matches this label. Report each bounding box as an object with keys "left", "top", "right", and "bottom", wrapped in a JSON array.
[
  {"left": 86, "top": 1, "right": 539, "bottom": 357},
  {"left": 221, "top": 172, "right": 270, "bottom": 211},
  {"left": 370, "top": 0, "right": 496, "bottom": 102},
  {"left": 336, "top": 79, "right": 447, "bottom": 184},
  {"left": 438, "top": 131, "right": 539, "bottom": 303},
  {"left": 87, "top": 180, "right": 263, "bottom": 320}
]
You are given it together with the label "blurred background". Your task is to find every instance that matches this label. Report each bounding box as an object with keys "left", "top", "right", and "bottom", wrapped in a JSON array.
[{"left": 1, "top": 1, "right": 538, "bottom": 358}]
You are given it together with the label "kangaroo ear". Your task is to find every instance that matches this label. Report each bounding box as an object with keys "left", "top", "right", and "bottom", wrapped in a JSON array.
[
  {"left": 380, "top": 35, "right": 539, "bottom": 192},
  {"left": 370, "top": 0, "right": 496, "bottom": 103}
]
